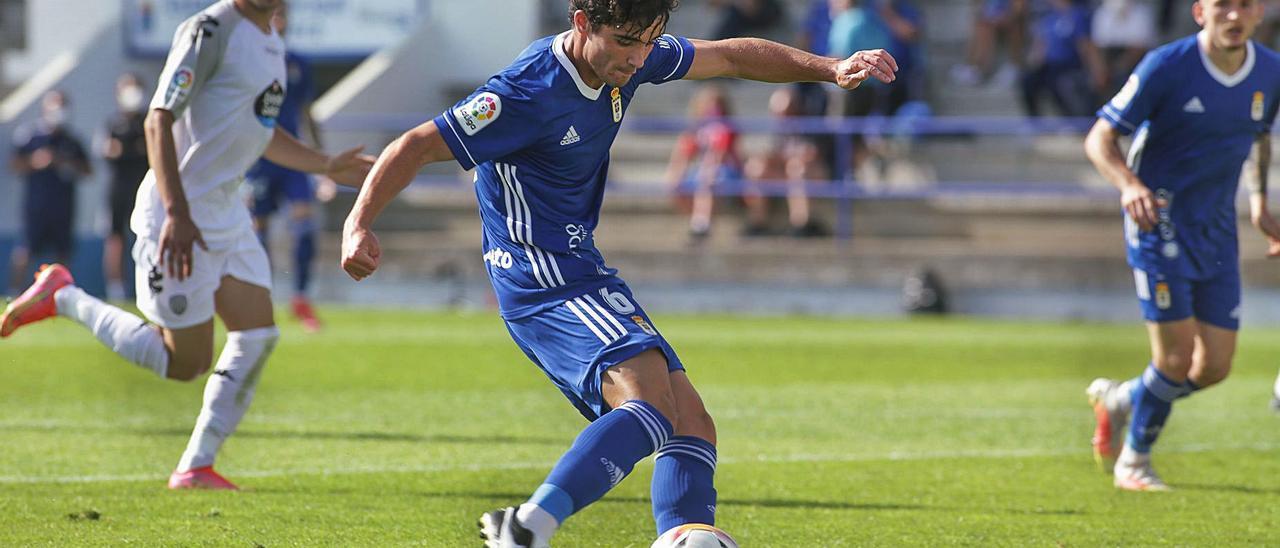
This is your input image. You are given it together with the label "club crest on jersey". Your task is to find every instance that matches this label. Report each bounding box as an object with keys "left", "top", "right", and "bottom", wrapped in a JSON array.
[
  {"left": 1252, "top": 91, "right": 1265, "bottom": 122},
  {"left": 164, "top": 67, "right": 195, "bottom": 106},
  {"left": 455, "top": 92, "right": 501, "bottom": 136},
  {"left": 1154, "top": 282, "right": 1172, "bottom": 310},
  {"left": 255, "top": 80, "right": 285, "bottom": 128},
  {"left": 631, "top": 315, "right": 657, "bottom": 336},
  {"left": 611, "top": 87, "right": 623, "bottom": 123}
]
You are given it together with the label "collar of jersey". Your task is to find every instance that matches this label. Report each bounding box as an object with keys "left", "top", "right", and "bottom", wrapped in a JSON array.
[
  {"left": 1196, "top": 31, "right": 1255, "bottom": 88},
  {"left": 553, "top": 31, "right": 604, "bottom": 101}
]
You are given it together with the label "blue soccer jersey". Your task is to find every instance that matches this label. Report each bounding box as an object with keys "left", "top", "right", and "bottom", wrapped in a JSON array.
[
  {"left": 434, "top": 32, "right": 695, "bottom": 319},
  {"left": 1099, "top": 34, "right": 1280, "bottom": 280}
]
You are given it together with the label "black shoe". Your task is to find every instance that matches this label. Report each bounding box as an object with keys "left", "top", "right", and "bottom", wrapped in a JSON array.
[{"left": 478, "top": 507, "right": 546, "bottom": 548}]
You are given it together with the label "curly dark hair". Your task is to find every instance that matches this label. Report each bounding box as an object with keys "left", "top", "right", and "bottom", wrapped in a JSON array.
[{"left": 568, "top": 0, "right": 679, "bottom": 36}]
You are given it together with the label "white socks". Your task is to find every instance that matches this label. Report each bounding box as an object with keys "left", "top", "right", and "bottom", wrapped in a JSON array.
[
  {"left": 1116, "top": 444, "right": 1147, "bottom": 469},
  {"left": 1274, "top": 370, "right": 1280, "bottom": 398},
  {"left": 176, "top": 326, "right": 279, "bottom": 472},
  {"left": 516, "top": 503, "right": 559, "bottom": 541},
  {"left": 55, "top": 286, "right": 169, "bottom": 378}
]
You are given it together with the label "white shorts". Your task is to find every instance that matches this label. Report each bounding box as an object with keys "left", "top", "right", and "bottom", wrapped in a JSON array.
[{"left": 132, "top": 227, "right": 272, "bottom": 329}]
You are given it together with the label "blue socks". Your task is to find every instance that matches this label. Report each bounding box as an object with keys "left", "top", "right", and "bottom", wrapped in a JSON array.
[
  {"left": 290, "top": 217, "right": 316, "bottom": 295},
  {"left": 651, "top": 435, "right": 718, "bottom": 534},
  {"left": 529, "top": 400, "right": 672, "bottom": 524},
  {"left": 1127, "top": 364, "right": 1182, "bottom": 453}
]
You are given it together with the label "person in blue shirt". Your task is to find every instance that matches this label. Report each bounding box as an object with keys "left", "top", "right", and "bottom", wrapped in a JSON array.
[
  {"left": 1021, "top": 0, "right": 1106, "bottom": 117},
  {"left": 1084, "top": 0, "right": 1280, "bottom": 491},
  {"left": 9, "top": 90, "right": 91, "bottom": 292},
  {"left": 245, "top": 2, "right": 328, "bottom": 331},
  {"left": 339, "top": 0, "right": 896, "bottom": 544}
]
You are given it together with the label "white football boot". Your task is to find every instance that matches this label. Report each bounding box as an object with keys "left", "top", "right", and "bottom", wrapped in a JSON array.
[
  {"left": 1113, "top": 450, "right": 1171, "bottom": 492},
  {"left": 1086, "top": 378, "right": 1130, "bottom": 473}
]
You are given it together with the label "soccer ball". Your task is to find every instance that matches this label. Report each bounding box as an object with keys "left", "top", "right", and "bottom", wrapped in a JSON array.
[{"left": 651, "top": 523, "right": 739, "bottom": 548}]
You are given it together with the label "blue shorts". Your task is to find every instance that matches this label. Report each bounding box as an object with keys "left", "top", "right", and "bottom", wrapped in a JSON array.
[
  {"left": 504, "top": 281, "right": 684, "bottom": 421},
  {"left": 1132, "top": 265, "right": 1241, "bottom": 330},
  {"left": 247, "top": 163, "right": 313, "bottom": 217}
]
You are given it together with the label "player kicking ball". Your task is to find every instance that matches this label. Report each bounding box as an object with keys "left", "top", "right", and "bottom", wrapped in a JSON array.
[
  {"left": 1084, "top": 0, "right": 1280, "bottom": 491},
  {"left": 1, "top": 0, "right": 372, "bottom": 489},
  {"left": 339, "top": 0, "right": 895, "bottom": 544}
]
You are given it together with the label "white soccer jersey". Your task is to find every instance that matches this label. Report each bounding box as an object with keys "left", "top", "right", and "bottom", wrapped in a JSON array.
[{"left": 132, "top": 0, "right": 286, "bottom": 246}]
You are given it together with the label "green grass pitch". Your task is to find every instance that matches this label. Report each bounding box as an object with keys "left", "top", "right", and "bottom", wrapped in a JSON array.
[{"left": 1, "top": 309, "right": 1277, "bottom": 546}]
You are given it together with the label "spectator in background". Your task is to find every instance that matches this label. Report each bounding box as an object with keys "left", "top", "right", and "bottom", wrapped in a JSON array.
[
  {"left": 1254, "top": 0, "right": 1280, "bottom": 47},
  {"left": 665, "top": 85, "right": 743, "bottom": 241},
  {"left": 710, "top": 0, "right": 787, "bottom": 40},
  {"left": 1020, "top": 0, "right": 1105, "bottom": 117},
  {"left": 951, "top": 0, "right": 1032, "bottom": 86},
  {"left": 101, "top": 73, "right": 150, "bottom": 302},
  {"left": 743, "top": 87, "right": 830, "bottom": 237},
  {"left": 8, "top": 90, "right": 90, "bottom": 294},
  {"left": 1092, "top": 0, "right": 1157, "bottom": 99},
  {"left": 828, "top": 0, "right": 921, "bottom": 116}
]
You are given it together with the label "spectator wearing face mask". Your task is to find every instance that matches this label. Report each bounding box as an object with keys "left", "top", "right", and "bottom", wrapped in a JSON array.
[
  {"left": 8, "top": 90, "right": 91, "bottom": 294},
  {"left": 100, "top": 73, "right": 151, "bottom": 302}
]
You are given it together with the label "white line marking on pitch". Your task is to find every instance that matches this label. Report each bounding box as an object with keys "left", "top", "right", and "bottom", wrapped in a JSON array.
[{"left": 1, "top": 442, "right": 1276, "bottom": 485}]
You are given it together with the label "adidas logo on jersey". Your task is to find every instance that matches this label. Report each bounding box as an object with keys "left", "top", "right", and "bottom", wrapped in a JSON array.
[
  {"left": 1183, "top": 96, "right": 1205, "bottom": 113},
  {"left": 560, "top": 126, "right": 581, "bottom": 146}
]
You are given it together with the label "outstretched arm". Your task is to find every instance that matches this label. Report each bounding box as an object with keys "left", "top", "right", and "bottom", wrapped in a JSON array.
[
  {"left": 341, "top": 120, "right": 456, "bottom": 281},
  {"left": 263, "top": 126, "right": 374, "bottom": 187},
  {"left": 1243, "top": 132, "right": 1280, "bottom": 257},
  {"left": 683, "top": 37, "right": 897, "bottom": 89}
]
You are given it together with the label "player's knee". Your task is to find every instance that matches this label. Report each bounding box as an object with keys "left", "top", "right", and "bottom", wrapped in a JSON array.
[
  {"left": 1155, "top": 348, "right": 1195, "bottom": 375},
  {"left": 166, "top": 353, "right": 212, "bottom": 382},
  {"left": 675, "top": 407, "right": 716, "bottom": 443}
]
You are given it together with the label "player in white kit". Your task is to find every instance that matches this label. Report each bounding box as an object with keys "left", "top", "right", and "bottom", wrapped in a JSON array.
[{"left": 0, "top": 0, "right": 373, "bottom": 489}]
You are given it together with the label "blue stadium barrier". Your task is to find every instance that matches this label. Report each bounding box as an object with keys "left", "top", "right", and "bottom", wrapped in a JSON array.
[{"left": 323, "top": 113, "right": 1114, "bottom": 239}]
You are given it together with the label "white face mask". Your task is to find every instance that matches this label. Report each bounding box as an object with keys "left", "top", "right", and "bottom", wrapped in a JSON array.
[
  {"left": 43, "top": 107, "right": 67, "bottom": 127},
  {"left": 117, "top": 85, "right": 145, "bottom": 112}
]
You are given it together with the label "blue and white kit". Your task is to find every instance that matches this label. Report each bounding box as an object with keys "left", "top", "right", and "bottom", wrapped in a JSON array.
[
  {"left": 1099, "top": 33, "right": 1280, "bottom": 329},
  {"left": 434, "top": 32, "right": 696, "bottom": 419}
]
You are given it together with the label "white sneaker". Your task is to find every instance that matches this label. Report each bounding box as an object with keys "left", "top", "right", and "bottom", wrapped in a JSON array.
[
  {"left": 1114, "top": 458, "right": 1171, "bottom": 492},
  {"left": 1087, "top": 378, "right": 1129, "bottom": 473},
  {"left": 479, "top": 507, "right": 550, "bottom": 548}
]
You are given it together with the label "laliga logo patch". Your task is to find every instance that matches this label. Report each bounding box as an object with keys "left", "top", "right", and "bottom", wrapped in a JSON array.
[
  {"left": 1111, "top": 75, "right": 1139, "bottom": 110},
  {"left": 169, "top": 294, "right": 188, "bottom": 315},
  {"left": 455, "top": 92, "right": 501, "bottom": 136},
  {"left": 164, "top": 67, "right": 195, "bottom": 106},
  {"left": 1252, "top": 91, "right": 1265, "bottom": 122},
  {"left": 611, "top": 87, "right": 623, "bottom": 123},
  {"left": 255, "top": 80, "right": 285, "bottom": 128}
]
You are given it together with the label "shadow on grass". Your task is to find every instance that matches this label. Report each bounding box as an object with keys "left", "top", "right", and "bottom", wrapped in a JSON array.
[
  {"left": 1175, "top": 482, "right": 1280, "bottom": 496},
  {"left": 0, "top": 423, "right": 563, "bottom": 446}
]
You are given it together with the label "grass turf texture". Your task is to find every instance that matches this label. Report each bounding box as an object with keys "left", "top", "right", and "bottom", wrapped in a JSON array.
[{"left": 1, "top": 310, "right": 1277, "bottom": 546}]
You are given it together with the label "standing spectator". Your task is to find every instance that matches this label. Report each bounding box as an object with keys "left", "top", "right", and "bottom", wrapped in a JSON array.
[
  {"left": 245, "top": 3, "right": 329, "bottom": 331},
  {"left": 709, "top": 0, "right": 787, "bottom": 40},
  {"left": 743, "top": 87, "right": 830, "bottom": 237},
  {"left": 1092, "top": 0, "right": 1157, "bottom": 98},
  {"left": 1020, "top": 0, "right": 1105, "bottom": 117},
  {"left": 828, "top": 0, "right": 923, "bottom": 114},
  {"left": 664, "top": 85, "right": 743, "bottom": 240},
  {"left": 101, "top": 73, "right": 150, "bottom": 302},
  {"left": 8, "top": 90, "right": 90, "bottom": 293}
]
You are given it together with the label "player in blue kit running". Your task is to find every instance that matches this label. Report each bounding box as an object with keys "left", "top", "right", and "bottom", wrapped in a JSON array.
[
  {"left": 339, "top": 0, "right": 896, "bottom": 544},
  {"left": 1084, "top": 0, "right": 1280, "bottom": 491}
]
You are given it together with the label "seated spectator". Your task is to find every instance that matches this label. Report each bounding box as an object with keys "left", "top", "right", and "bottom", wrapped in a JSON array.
[
  {"left": 1092, "top": 0, "right": 1156, "bottom": 98},
  {"left": 951, "top": 0, "right": 1033, "bottom": 86},
  {"left": 743, "top": 88, "right": 830, "bottom": 238},
  {"left": 710, "top": 0, "right": 787, "bottom": 40},
  {"left": 664, "top": 85, "right": 743, "bottom": 240},
  {"left": 1020, "top": 0, "right": 1105, "bottom": 117}
]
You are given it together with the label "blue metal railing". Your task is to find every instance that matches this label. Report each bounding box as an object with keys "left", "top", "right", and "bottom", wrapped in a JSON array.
[{"left": 322, "top": 113, "right": 1114, "bottom": 238}]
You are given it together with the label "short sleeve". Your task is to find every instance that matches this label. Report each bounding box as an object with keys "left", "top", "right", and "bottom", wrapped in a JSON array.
[
  {"left": 433, "top": 80, "right": 544, "bottom": 171},
  {"left": 1098, "top": 50, "right": 1167, "bottom": 136},
  {"left": 638, "top": 34, "right": 696, "bottom": 86},
  {"left": 150, "top": 13, "right": 224, "bottom": 117}
]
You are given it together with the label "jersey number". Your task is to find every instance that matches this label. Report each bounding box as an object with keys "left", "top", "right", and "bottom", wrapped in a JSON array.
[{"left": 599, "top": 288, "right": 635, "bottom": 314}]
